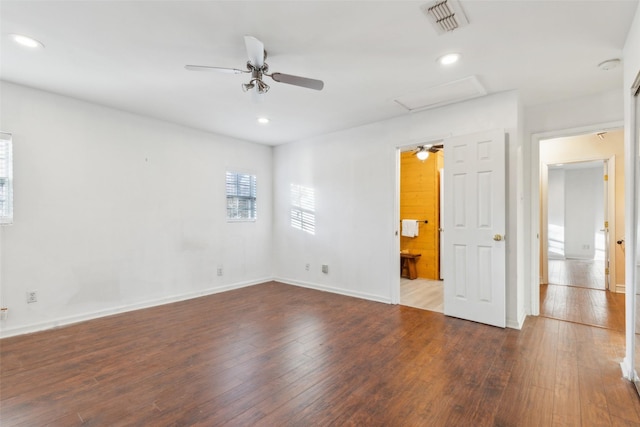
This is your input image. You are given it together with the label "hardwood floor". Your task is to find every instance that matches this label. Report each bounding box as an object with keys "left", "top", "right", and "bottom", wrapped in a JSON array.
[
  {"left": 400, "top": 278, "right": 443, "bottom": 312},
  {"left": 548, "top": 258, "right": 605, "bottom": 289},
  {"left": 540, "top": 284, "right": 625, "bottom": 331},
  {"left": 2, "top": 281, "right": 640, "bottom": 426}
]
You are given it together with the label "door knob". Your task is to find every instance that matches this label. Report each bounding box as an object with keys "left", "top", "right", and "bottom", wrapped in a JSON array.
[{"left": 493, "top": 234, "right": 503, "bottom": 241}]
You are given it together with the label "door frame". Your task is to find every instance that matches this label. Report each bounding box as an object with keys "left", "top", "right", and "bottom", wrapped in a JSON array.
[
  {"left": 625, "top": 71, "right": 640, "bottom": 385},
  {"left": 392, "top": 135, "right": 450, "bottom": 305},
  {"left": 540, "top": 156, "right": 615, "bottom": 290},
  {"left": 529, "top": 121, "right": 623, "bottom": 315}
]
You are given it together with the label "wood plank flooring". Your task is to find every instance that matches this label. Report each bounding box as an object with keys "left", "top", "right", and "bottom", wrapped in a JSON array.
[
  {"left": 548, "top": 259, "right": 605, "bottom": 289},
  {"left": 400, "top": 278, "right": 443, "bottom": 312},
  {"left": 540, "top": 284, "right": 625, "bottom": 331},
  {"left": 2, "top": 281, "right": 639, "bottom": 426}
]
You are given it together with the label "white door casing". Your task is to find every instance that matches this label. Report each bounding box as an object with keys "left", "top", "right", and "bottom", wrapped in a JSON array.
[
  {"left": 444, "top": 129, "right": 506, "bottom": 328},
  {"left": 440, "top": 168, "right": 445, "bottom": 280}
]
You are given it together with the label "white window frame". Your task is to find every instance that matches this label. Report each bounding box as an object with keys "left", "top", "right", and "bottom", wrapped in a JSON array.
[
  {"left": 0, "top": 132, "right": 13, "bottom": 225},
  {"left": 226, "top": 171, "right": 257, "bottom": 222}
]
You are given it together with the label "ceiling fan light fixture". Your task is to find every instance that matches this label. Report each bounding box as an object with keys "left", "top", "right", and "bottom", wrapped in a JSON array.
[
  {"left": 416, "top": 149, "right": 430, "bottom": 161},
  {"left": 242, "top": 82, "right": 255, "bottom": 92},
  {"left": 256, "top": 80, "right": 270, "bottom": 94}
]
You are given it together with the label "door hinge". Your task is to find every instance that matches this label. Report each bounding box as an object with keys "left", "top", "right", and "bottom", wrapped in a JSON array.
[
  {"left": 605, "top": 267, "right": 610, "bottom": 275},
  {"left": 604, "top": 221, "right": 609, "bottom": 228},
  {"left": 604, "top": 174, "right": 608, "bottom": 181}
]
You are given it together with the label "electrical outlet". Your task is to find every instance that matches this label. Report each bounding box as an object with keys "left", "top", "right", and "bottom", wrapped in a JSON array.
[
  {"left": 583, "top": 244, "right": 590, "bottom": 250},
  {"left": 26, "top": 291, "right": 37, "bottom": 304},
  {"left": 322, "top": 264, "right": 329, "bottom": 274},
  {"left": 217, "top": 266, "right": 223, "bottom": 276},
  {"left": 305, "top": 263, "right": 310, "bottom": 271}
]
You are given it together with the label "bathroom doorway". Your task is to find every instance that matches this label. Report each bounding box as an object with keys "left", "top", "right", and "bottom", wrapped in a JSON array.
[{"left": 398, "top": 144, "right": 444, "bottom": 312}]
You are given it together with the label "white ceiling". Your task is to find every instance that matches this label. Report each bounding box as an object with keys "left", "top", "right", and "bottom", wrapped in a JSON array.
[{"left": 1, "top": 1, "right": 637, "bottom": 145}]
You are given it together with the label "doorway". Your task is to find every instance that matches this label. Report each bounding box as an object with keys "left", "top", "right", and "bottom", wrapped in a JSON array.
[
  {"left": 546, "top": 160, "right": 606, "bottom": 290},
  {"left": 398, "top": 144, "right": 444, "bottom": 313},
  {"left": 396, "top": 129, "right": 507, "bottom": 329},
  {"left": 537, "top": 130, "right": 625, "bottom": 330}
]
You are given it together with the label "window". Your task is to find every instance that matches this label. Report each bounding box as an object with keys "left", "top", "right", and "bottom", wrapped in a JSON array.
[
  {"left": 0, "top": 132, "right": 12, "bottom": 225},
  {"left": 226, "top": 171, "right": 256, "bottom": 221},
  {"left": 290, "top": 183, "right": 315, "bottom": 235}
]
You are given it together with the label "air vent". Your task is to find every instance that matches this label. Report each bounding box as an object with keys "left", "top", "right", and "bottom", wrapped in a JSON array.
[{"left": 421, "top": 0, "right": 469, "bottom": 34}]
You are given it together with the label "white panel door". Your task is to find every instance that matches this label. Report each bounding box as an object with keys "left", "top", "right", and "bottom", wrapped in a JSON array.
[{"left": 443, "top": 129, "right": 506, "bottom": 328}]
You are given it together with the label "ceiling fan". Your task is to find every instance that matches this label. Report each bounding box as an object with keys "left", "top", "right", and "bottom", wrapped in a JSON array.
[
  {"left": 185, "top": 36, "right": 324, "bottom": 95},
  {"left": 413, "top": 144, "right": 443, "bottom": 161}
]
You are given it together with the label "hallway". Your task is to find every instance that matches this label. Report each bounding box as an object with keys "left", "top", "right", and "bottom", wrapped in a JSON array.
[
  {"left": 548, "top": 258, "right": 606, "bottom": 290},
  {"left": 541, "top": 257, "right": 624, "bottom": 331},
  {"left": 540, "top": 285, "right": 624, "bottom": 331}
]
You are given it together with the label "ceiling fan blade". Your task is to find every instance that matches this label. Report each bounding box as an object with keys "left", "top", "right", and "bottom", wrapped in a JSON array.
[
  {"left": 185, "top": 65, "right": 247, "bottom": 74},
  {"left": 244, "top": 36, "right": 264, "bottom": 68},
  {"left": 270, "top": 73, "right": 324, "bottom": 91}
]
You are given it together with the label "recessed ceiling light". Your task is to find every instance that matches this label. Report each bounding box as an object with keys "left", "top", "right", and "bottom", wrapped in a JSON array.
[
  {"left": 10, "top": 34, "right": 44, "bottom": 49},
  {"left": 257, "top": 117, "right": 269, "bottom": 124},
  {"left": 438, "top": 53, "right": 460, "bottom": 66}
]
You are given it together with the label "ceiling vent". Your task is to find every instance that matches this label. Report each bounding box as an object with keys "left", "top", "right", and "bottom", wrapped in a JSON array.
[
  {"left": 421, "top": 0, "right": 469, "bottom": 34},
  {"left": 393, "top": 76, "right": 487, "bottom": 112}
]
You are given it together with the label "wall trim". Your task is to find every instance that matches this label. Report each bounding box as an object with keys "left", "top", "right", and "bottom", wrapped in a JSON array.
[
  {"left": 621, "top": 357, "right": 635, "bottom": 381},
  {"left": 275, "top": 277, "right": 392, "bottom": 305},
  {"left": 280, "top": 277, "right": 528, "bottom": 330},
  {"left": 507, "top": 312, "right": 527, "bottom": 330},
  {"left": 616, "top": 283, "right": 626, "bottom": 293},
  {"left": 1, "top": 275, "right": 529, "bottom": 339},
  {"left": 0, "top": 277, "right": 274, "bottom": 339}
]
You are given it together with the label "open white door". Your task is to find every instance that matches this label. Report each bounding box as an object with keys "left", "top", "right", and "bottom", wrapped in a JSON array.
[{"left": 444, "top": 129, "right": 506, "bottom": 328}]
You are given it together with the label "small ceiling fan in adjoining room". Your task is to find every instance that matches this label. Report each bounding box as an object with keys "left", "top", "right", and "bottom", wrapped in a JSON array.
[
  {"left": 185, "top": 36, "right": 324, "bottom": 95},
  {"left": 412, "top": 144, "right": 443, "bottom": 161}
]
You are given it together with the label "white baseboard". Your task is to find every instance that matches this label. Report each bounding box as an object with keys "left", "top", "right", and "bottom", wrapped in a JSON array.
[
  {"left": 615, "top": 283, "right": 626, "bottom": 293},
  {"left": 275, "top": 277, "right": 392, "bottom": 305},
  {"left": 279, "top": 277, "right": 528, "bottom": 329},
  {"left": 0, "top": 277, "right": 274, "bottom": 339},
  {"left": 507, "top": 311, "right": 527, "bottom": 330},
  {"left": 621, "top": 357, "right": 635, "bottom": 381}
]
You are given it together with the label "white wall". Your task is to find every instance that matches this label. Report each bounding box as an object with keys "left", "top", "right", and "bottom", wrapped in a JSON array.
[
  {"left": 0, "top": 82, "right": 274, "bottom": 337},
  {"left": 273, "top": 91, "right": 525, "bottom": 328},
  {"left": 547, "top": 168, "right": 565, "bottom": 259},
  {"left": 564, "top": 167, "right": 602, "bottom": 259}
]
